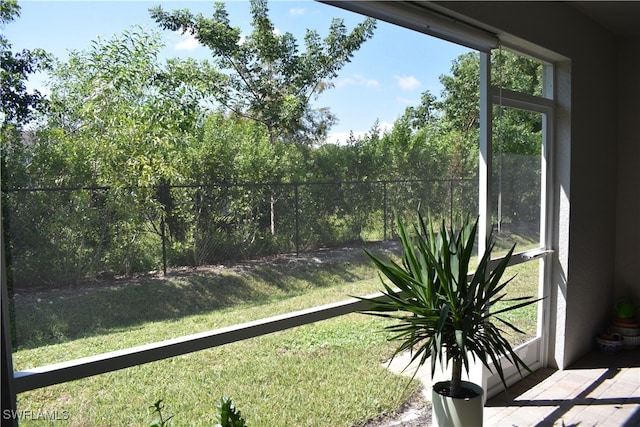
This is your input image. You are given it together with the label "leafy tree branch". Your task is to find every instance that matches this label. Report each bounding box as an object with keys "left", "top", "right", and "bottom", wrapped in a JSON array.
[{"left": 150, "top": 0, "right": 376, "bottom": 145}]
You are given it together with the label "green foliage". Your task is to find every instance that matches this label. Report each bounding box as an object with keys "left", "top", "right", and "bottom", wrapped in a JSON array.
[
  {"left": 150, "top": 0, "right": 375, "bottom": 144},
  {"left": 0, "top": 0, "right": 52, "bottom": 127},
  {"left": 358, "top": 213, "right": 540, "bottom": 398},
  {"left": 216, "top": 397, "right": 248, "bottom": 427},
  {"left": 1, "top": 0, "right": 53, "bottom": 291},
  {"left": 148, "top": 397, "right": 247, "bottom": 427},
  {"left": 197, "top": 113, "right": 295, "bottom": 183},
  {"left": 13, "top": 27, "right": 217, "bottom": 279},
  {"left": 439, "top": 52, "right": 481, "bottom": 133},
  {"left": 2, "top": 8, "right": 545, "bottom": 285},
  {"left": 44, "top": 26, "right": 205, "bottom": 188},
  {"left": 5, "top": 186, "right": 164, "bottom": 288},
  {"left": 492, "top": 48, "right": 543, "bottom": 96},
  {"left": 149, "top": 399, "right": 173, "bottom": 427},
  {"left": 404, "top": 90, "right": 438, "bottom": 131}
]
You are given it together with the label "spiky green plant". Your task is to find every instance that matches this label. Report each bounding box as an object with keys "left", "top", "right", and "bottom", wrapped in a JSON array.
[
  {"left": 215, "top": 397, "right": 247, "bottom": 427},
  {"left": 359, "top": 213, "right": 540, "bottom": 398}
]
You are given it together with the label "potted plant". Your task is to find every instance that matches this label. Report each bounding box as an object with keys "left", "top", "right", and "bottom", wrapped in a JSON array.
[{"left": 358, "top": 213, "right": 540, "bottom": 427}]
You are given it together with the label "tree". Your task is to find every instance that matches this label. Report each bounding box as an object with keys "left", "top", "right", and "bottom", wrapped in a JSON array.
[
  {"left": 438, "top": 52, "right": 480, "bottom": 135},
  {"left": 438, "top": 50, "right": 543, "bottom": 156},
  {"left": 36, "top": 27, "right": 213, "bottom": 271},
  {"left": 186, "top": 112, "right": 306, "bottom": 262},
  {"left": 436, "top": 49, "right": 543, "bottom": 225},
  {"left": 1, "top": 0, "right": 52, "bottom": 297},
  {"left": 403, "top": 90, "right": 438, "bottom": 131},
  {"left": 1, "top": 0, "right": 51, "bottom": 127},
  {"left": 1, "top": 0, "right": 53, "bottom": 187},
  {"left": 150, "top": 0, "right": 376, "bottom": 145},
  {"left": 492, "top": 48, "right": 543, "bottom": 96},
  {"left": 44, "top": 27, "right": 206, "bottom": 188}
]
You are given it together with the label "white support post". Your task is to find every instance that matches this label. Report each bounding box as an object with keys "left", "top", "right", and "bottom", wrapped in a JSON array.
[{"left": 478, "top": 51, "right": 492, "bottom": 256}]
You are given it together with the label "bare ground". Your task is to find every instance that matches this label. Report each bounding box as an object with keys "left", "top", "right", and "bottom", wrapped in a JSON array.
[
  {"left": 11, "top": 240, "right": 402, "bottom": 302},
  {"left": 362, "top": 388, "right": 432, "bottom": 427}
]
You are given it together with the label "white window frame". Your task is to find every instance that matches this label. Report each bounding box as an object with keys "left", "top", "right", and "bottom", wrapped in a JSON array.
[{"left": 478, "top": 50, "right": 556, "bottom": 399}]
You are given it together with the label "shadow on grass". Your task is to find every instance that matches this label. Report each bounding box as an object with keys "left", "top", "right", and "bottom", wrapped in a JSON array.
[
  {"left": 493, "top": 221, "right": 540, "bottom": 251},
  {"left": 11, "top": 246, "right": 384, "bottom": 351}
]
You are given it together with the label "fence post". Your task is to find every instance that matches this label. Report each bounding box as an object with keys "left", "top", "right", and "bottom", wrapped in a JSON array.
[
  {"left": 383, "top": 181, "right": 388, "bottom": 241},
  {"left": 295, "top": 183, "right": 300, "bottom": 256},
  {"left": 161, "top": 216, "right": 167, "bottom": 276},
  {"left": 449, "top": 179, "right": 454, "bottom": 225}
]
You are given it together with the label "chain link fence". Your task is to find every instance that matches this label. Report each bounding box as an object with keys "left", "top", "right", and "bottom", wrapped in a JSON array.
[{"left": 3, "top": 178, "right": 477, "bottom": 289}]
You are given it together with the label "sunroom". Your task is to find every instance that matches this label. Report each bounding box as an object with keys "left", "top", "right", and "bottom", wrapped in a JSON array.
[{"left": 2, "top": 1, "right": 639, "bottom": 426}]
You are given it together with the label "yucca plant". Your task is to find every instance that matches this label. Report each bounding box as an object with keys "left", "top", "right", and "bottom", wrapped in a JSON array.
[{"left": 359, "top": 212, "right": 540, "bottom": 399}]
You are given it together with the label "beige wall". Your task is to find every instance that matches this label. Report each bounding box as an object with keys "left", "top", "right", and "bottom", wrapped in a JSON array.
[{"left": 438, "top": 2, "right": 626, "bottom": 368}]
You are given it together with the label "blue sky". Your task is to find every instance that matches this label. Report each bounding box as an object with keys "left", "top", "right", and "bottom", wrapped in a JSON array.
[{"left": 5, "top": 0, "right": 471, "bottom": 143}]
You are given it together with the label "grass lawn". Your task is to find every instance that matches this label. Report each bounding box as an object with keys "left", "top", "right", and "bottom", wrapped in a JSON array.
[
  {"left": 16, "top": 313, "right": 416, "bottom": 426},
  {"left": 492, "top": 260, "right": 541, "bottom": 346},
  {"left": 10, "top": 235, "right": 541, "bottom": 426},
  {"left": 12, "top": 245, "right": 420, "bottom": 426}
]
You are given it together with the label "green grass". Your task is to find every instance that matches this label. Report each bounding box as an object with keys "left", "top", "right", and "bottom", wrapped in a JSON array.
[
  {"left": 16, "top": 313, "right": 416, "bottom": 427},
  {"left": 12, "top": 246, "right": 420, "bottom": 426},
  {"left": 11, "top": 252, "right": 378, "bottom": 353},
  {"left": 11, "top": 233, "right": 541, "bottom": 426},
  {"left": 487, "top": 222, "right": 541, "bottom": 346},
  {"left": 490, "top": 261, "right": 541, "bottom": 347}
]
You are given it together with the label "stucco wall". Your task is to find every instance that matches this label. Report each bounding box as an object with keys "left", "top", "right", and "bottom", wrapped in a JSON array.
[
  {"left": 438, "top": 2, "right": 621, "bottom": 368},
  {"left": 615, "top": 37, "right": 640, "bottom": 306}
]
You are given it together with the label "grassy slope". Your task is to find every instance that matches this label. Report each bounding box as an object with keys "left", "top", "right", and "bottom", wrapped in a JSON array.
[
  {"left": 12, "top": 237, "right": 539, "bottom": 426},
  {"left": 13, "top": 245, "right": 420, "bottom": 426},
  {"left": 17, "top": 313, "right": 415, "bottom": 426}
]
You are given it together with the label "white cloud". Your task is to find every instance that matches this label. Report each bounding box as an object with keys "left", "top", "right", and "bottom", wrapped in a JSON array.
[
  {"left": 289, "top": 8, "right": 305, "bottom": 16},
  {"left": 174, "top": 33, "right": 201, "bottom": 51},
  {"left": 394, "top": 75, "right": 422, "bottom": 91},
  {"left": 336, "top": 74, "right": 380, "bottom": 89}
]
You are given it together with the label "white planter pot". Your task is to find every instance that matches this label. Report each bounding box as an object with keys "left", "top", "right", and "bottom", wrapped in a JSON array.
[{"left": 431, "top": 380, "right": 484, "bottom": 427}]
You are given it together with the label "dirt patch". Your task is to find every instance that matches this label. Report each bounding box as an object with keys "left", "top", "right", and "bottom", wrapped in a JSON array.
[
  {"left": 362, "top": 389, "right": 432, "bottom": 427},
  {"left": 10, "top": 241, "right": 401, "bottom": 302},
  {"left": 220, "top": 240, "right": 401, "bottom": 273}
]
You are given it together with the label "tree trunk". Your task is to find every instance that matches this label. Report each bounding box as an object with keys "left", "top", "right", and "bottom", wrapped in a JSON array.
[{"left": 449, "top": 357, "right": 464, "bottom": 398}]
